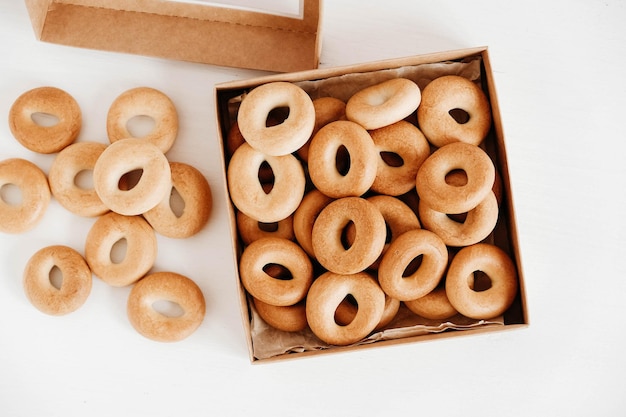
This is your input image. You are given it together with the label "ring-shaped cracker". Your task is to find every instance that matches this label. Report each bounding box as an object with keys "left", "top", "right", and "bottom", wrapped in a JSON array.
[
  {"left": 237, "top": 82, "right": 315, "bottom": 156},
  {"left": 239, "top": 237, "right": 313, "bottom": 307},
  {"left": 107, "top": 87, "right": 179, "bottom": 153},
  {"left": 227, "top": 142, "right": 305, "bottom": 223},
  {"left": 143, "top": 162, "right": 212, "bottom": 238},
  {"left": 85, "top": 212, "right": 157, "bottom": 287},
  {"left": 415, "top": 142, "right": 495, "bottom": 214},
  {"left": 0, "top": 158, "right": 50, "bottom": 234},
  {"left": 9, "top": 87, "right": 81, "bottom": 154},
  {"left": 346, "top": 78, "right": 421, "bottom": 130},
  {"left": 378, "top": 229, "right": 448, "bottom": 301},
  {"left": 417, "top": 75, "right": 491, "bottom": 147},
  {"left": 306, "top": 271, "right": 385, "bottom": 346},
  {"left": 93, "top": 138, "right": 171, "bottom": 216},
  {"left": 127, "top": 271, "right": 205, "bottom": 342},
  {"left": 23, "top": 245, "right": 92, "bottom": 316},
  {"left": 311, "top": 197, "right": 386, "bottom": 275},
  {"left": 308, "top": 121, "right": 377, "bottom": 198},
  {"left": 445, "top": 243, "right": 518, "bottom": 320}
]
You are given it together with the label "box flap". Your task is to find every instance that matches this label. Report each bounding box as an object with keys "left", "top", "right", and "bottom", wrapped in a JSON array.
[{"left": 24, "top": 0, "right": 52, "bottom": 38}]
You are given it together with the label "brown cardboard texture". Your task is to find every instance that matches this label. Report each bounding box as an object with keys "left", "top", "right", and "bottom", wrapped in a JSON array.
[
  {"left": 215, "top": 47, "right": 528, "bottom": 363},
  {"left": 24, "top": 0, "right": 322, "bottom": 72}
]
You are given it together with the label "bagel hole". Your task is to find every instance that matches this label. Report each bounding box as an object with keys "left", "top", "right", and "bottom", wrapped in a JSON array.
[
  {"left": 118, "top": 169, "right": 143, "bottom": 191},
  {"left": 74, "top": 169, "right": 94, "bottom": 190},
  {"left": 402, "top": 255, "right": 423, "bottom": 277},
  {"left": 267, "top": 107, "right": 290, "bottom": 126},
  {"left": 152, "top": 299, "right": 185, "bottom": 318},
  {"left": 336, "top": 145, "right": 350, "bottom": 176},
  {"left": 263, "top": 263, "right": 293, "bottom": 281},
  {"left": 340, "top": 220, "right": 355, "bottom": 250},
  {"left": 380, "top": 151, "right": 404, "bottom": 167},
  {"left": 449, "top": 108, "right": 470, "bottom": 124},
  {"left": 169, "top": 186, "right": 185, "bottom": 218},
  {"left": 445, "top": 169, "right": 468, "bottom": 187},
  {"left": 258, "top": 161, "right": 275, "bottom": 194},
  {"left": 446, "top": 212, "right": 468, "bottom": 223},
  {"left": 126, "top": 115, "right": 156, "bottom": 138},
  {"left": 334, "top": 294, "right": 358, "bottom": 326},
  {"left": 49, "top": 265, "right": 63, "bottom": 290},
  {"left": 110, "top": 238, "right": 127, "bottom": 264},
  {"left": 257, "top": 221, "right": 279, "bottom": 233},
  {"left": 0, "top": 183, "right": 22, "bottom": 206},
  {"left": 31, "top": 112, "right": 59, "bottom": 127},
  {"left": 468, "top": 270, "right": 492, "bottom": 292},
  {"left": 343, "top": 222, "right": 356, "bottom": 248},
  {"left": 261, "top": 182, "right": 275, "bottom": 195}
]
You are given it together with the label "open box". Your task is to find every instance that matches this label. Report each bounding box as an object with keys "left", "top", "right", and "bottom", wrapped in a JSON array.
[
  {"left": 23, "top": 0, "right": 322, "bottom": 72},
  {"left": 215, "top": 46, "right": 528, "bottom": 363}
]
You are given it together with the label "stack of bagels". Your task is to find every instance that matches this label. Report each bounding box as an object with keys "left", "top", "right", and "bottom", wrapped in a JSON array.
[
  {"left": 2, "top": 86, "right": 211, "bottom": 342},
  {"left": 226, "top": 75, "right": 518, "bottom": 347}
]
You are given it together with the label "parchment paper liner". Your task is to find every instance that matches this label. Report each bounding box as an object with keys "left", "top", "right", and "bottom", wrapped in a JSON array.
[{"left": 249, "top": 300, "right": 503, "bottom": 359}]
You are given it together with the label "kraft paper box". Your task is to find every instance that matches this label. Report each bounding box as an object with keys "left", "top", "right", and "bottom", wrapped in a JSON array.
[
  {"left": 215, "top": 47, "right": 529, "bottom": 364},
  {"left": 215, "top": 47, "right": 529, "bottom": 363},
  {"left": 24, "top": 0, "right": 322, "bottom": 72}
]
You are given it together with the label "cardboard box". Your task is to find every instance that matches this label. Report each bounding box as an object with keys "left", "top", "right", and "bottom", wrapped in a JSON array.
[
  {"left": 24, "top": 0, "right": 322, "bottom": 72},
  {"left": 215, "top": 47, "right": 528, "bottom": 363}
]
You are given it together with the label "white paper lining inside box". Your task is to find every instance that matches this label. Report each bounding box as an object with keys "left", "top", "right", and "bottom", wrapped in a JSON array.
[
  {"left": 165, "top": 0, "right": 303, "bottom": 18},
  {"left": 227, "top": 56, "right": 510, "bottom": 360}
]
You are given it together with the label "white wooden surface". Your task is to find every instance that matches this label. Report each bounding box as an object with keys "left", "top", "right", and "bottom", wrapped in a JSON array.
[{"left": 1, "top": 1, "right": 625, "bottom": 416}]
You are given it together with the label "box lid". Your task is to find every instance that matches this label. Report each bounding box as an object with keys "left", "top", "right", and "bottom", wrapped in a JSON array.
[{"left": 24, "top": 0, "right": 323, "bottom": 72}]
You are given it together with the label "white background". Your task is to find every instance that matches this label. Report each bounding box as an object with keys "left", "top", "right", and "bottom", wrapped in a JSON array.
[{"left": 1, "top": 1, "right": 625, "bottom": 416}]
